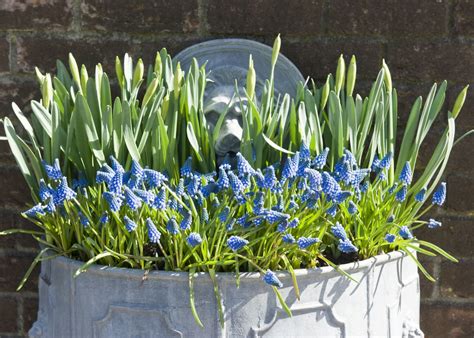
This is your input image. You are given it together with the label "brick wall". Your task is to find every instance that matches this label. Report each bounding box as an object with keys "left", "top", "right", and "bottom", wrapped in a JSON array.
[{"left": 0, "top": 1, "right": 472, "bottom": 337}]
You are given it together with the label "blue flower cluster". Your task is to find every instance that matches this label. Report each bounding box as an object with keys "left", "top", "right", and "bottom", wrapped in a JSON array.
[{"left": 25, "top": 148, "right": 448, "bottom": 289}]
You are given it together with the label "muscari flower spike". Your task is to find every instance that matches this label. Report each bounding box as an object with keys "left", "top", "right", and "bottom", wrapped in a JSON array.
[
  {"left": 180, "top": 213, "right": 192, "bottom": 230},
  {"left": 299, "top": 141, "right": 311, "bottom": 160},
  {"left": 338, "top": 238, "right": 358, "bottom": 253},
  {"left": 78, "top": 212, "right": 90, "bottom": 227},
  {"left": 180, "top": 157, "right": 193, "bottom": 177},
  {"left": 219, "top": 206, "right": 230, "bottom": 223},
  {"left": 152, "top": 189, "right": 167, "bottom": 210},
  {"left": 23, "top": 204, "right": 45, "bottom": 218},
  {"left": 396, "top": 185, "right": 407, "bottom": 202},
  {"left": 38, "top": 179, "right": 52, "bottom": 202},
  {"left": 54, "top": 177, "right": 77, "bottom": 205},
  {"left": 313, "top": 147, "right": 329, "bottom": 170},
  {"left": 123, "top": 186, "right": 142, "bottom": 211},
  {"left": 304, "top": 168, "right": 322, "bottom": 191},
  {"left": 201, "top": 207, "right": 209, "bottom": 223},
  {"left": 331, "top": 222, "right": 348, "bottom": 240},
  {"left": 297, "top": 236, "right": 320, "bottom": 249},
  {"left": 282, "top": 152, "right": 299, "bottom": 180},
  {"left": 385, "top": 233, "right": 396, "bottom": 243},
  {"left": 288, "top": 218, "right": 299, "bottom": 228},
  {"left": 227, "top": 236, "right": 249, "bottom": 251},
  {"left": 130, "top": 160, "right": 143, "bottom": 178},
  {"left": 166, "top": 217, "right": 179, "bottom": 235},
  {"left": 262, "top": 270, "right": 283, "bottom": 288},
  {"left": 432, "top": 182, "right": 446, "bottom": 206},
  {"left": 348, "top": 201, "right": 358, "bottom": 215},
  {"left": 264, "top": 210, "right": 290, "bottom": 224},
  {"left": 96, "top": 171, "right": 113, "bottom": 185},
  {"left": 143, "top": 169, "right": 167, "bottom": 188},
  {"left": 282, "top": 233, "right": 296, "bottom": 244},
  {"left": 379, "top": 152, "right": 393, "bottom": 170},
  {"left": 415, "top": 188, "right": 426, "bottom": 202},
  {"left": 236, "top": 152, "right": 254, "bottom": 176},
  {"left": 42, "top": 158, "right": 62, "bottom": 180},
  {"left": 99, "top": 213, "right": 109, "bottom": 224},
  {"left": 399, "top": 162, "right": 413, "bottom": 186},
  {"left": 399, "top": 226, "right": 413, "bottom": 240},
  {"left": 263, "top": 166, "right": 277, "bottom": 190},
  {"left": 228, "top": 171, "right": 244, "bottom": 193},
  {"left": 326, "top": 204, "right": 337, "bottom": 217},
  {"left": 123, "top": 216, "right": 137, "bottom": 232},
  {"left": 187, "top": 232, "right": 202, "bottom": 247},
  {"left": 108, "top": 171, "right": 123, "bottom": 195},
  {"left": 103, "top": 191, "right": 122, "bottom": 212},
  {"left": 109, "top": 156, "right": 124, "bottom": 173},
  {"left": 217, "top": 167, "right": 230, "bottom": 190},
  {"left": 428, "top": 218, "right": 442, "bottom": 229},
  {"left": 146, "top": 218, "right": 161, "bottom": 243}
]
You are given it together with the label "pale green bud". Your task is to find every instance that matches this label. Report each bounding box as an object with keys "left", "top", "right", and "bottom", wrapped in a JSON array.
[
  {"left": 246, "top": 55, "right": 256, "bottom": 100},
  {"left": 452, "top": 85, "right": 469, "bottom": 119},
  {"left": 346, "top": 55, "right": 357, "bottom": 97}
]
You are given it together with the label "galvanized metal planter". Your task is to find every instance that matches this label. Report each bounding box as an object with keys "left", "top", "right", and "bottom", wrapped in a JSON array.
[{"left": 29, "top": 250, "right": 423, "bottom": 337}]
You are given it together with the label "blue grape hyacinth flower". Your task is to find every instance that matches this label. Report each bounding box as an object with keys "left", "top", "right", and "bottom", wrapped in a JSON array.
[
  {"left": 427, "top": 219, "right": 442, "bottom": 229},
  {"left": 124, "top": 216, "right": 137, "bottom": 232},
  {"left": 166, "top": 217, "right": 179, "bottom": 235},
  {"left": 282, "top": 233, "right": 296, "bottom": 244},
  {"left": 399, "top": 226, "right": 413, "bottom": 239},
  {"left": 396, "top": 186, "right": 407, "bottom": 202},
  {"left": 385, "top": 233, "right": 396, "bottom": 243},
  {"left": 153, "top": 189, "right": 167, "bottom": 210},
  {"left": 180, "top": 157, "right": 193, "bottom": 177},
  {"left": 331, "top": 222, "right": 348, "bottom": 240},
  {"left": 103, "top": 191, "right": 122, "bottom": 212},
  {"left": 143, "top": 169, "right": 167, "bottom": 188},
  {"left": 123, "top": 186, "right": 142, "bottom": 211},
  {"left": 42, "top": 159, "right": 62, "bottom": 180},
  {"left": 313, "top": 147, "right": 329, "bottom": 169},
  {"left": 297, "top": 236, "right": 320, "bottom": 249},
  {"left": 236, "top": 152, "right": 254, "bottom": 176},
  {"left": 338, "top": 238, "right": 358, "bottom": 253},
  {"left": 180, "top": 212, "right": 192, "bottom": 230},
  {"left": 415, "top": 188, "right": 426, "bottom": 202},
  {"left": 146, "top": 218, "right": 161, "bottom": 243},
  {"left": 227, "top": 236, "right": 249, "bottom": 251},
  {"left": 399, "top": 162, "right": 413, "bottom": 186},
  {"left": 219, "top": 206, "right": 230, "bottom": 222},
  {"left": 432, "top": 182, "right": 446, "bottom": 206},
  {"left": 187, "top": 232, "right": 202, "bottom": 247},
  {"left": 348, "top": 201, "right": 358, "bottom": 215},
  {"left": 263, "top": 270, "right": 283, "bottom": 288},
  {"left": 23, "top": 204, "right": 45, "bottom": 218}
]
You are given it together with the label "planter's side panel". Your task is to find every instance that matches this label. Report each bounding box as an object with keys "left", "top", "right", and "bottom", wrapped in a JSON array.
[{"left": 369, "top": 255, "right": 422, "bottom": 337}]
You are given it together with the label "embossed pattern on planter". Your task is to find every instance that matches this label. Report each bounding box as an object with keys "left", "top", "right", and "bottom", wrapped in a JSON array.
[{"left": 29, "top": 251, "right": 423, "bottom": 337}]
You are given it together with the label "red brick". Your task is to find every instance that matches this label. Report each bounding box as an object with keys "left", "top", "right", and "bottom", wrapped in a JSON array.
[
  {"left": 440, "top": 259, "right": 474, "bottom": 298},
  {"left": 284, "top": 40, "right": 383, "bottom": 82},
  {"left": 0, "top": 296, "right": 19, "bottom": 333},
  {"left": 0, "top": 0, "right": 73, "bottom": 30},
  {"left": 415, "top": 216, "right": 474, "bottom": 257},
  {"left": 386, "top": 42, "right": 474, "bottom": 84},
  {"left": 454, "top": 0, "right": 474, "bottom": 36},
  {"left": 0, "top": 254, "right": 39, "bottom": 292},
  {"left": 207, "top": 0, "right": 324, "bottom": 35},
  {"left": 446, "top": 174, "right": 474, "bottom": 212},
  {"left": 81, "top": 0, "right": 199, "bottom": 34},
  {"left": 421, "top": 302, "right": 474, "bottom": 338},
  {"left": 326, "top": 0, "right": 448, "bottom": 37},
  {"left": 23, "top": 297, "right": 38, "bottom": 334}
]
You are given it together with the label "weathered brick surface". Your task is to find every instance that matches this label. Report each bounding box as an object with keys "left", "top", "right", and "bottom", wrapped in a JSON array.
[
  {"left": 446, "top": 174, "right": 474, "bottom": 212},
  {"left": 440, "top": 259, "right": 474, "bottom": 298},
  {"left": 387, "top": 41, "right": 474, "bottom": 83},
  {"left": 415, "top": 216, "right": 474, "bottom": 258},
  {"left": 326, "top": 0, "right": 449, "bottom": 37},
  {"left": 0, "top": 1, "right": 472, "bottom": 336},
  {"left": 0, "top": 167, "right": 30, "bottom": 208},
  {"left": 421, "top": 302, "right": 474, "bottom": 338},
  {"left": 454, "top": 0, "right": 474, "bottom": 36},
  {"left": 207, "top": 0, "right": 324, "bottom": 35},
  {"left": 0, "top": 37, "right": 10, "bottom": 73},
  {"left": 284, "top": 40, "right": 383, "bottom": 81},
  {"left": 0, "top": 0, "right": 73, "bottom": 30},
  {"left": 0, "top": 254, "right": 38, "bottom": 292},
  {"left": 81, "top": 0, "right": 199, "bottom": 34},
  {"left": 0, "top": 296, "right": 19, "bottom": 333}
]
